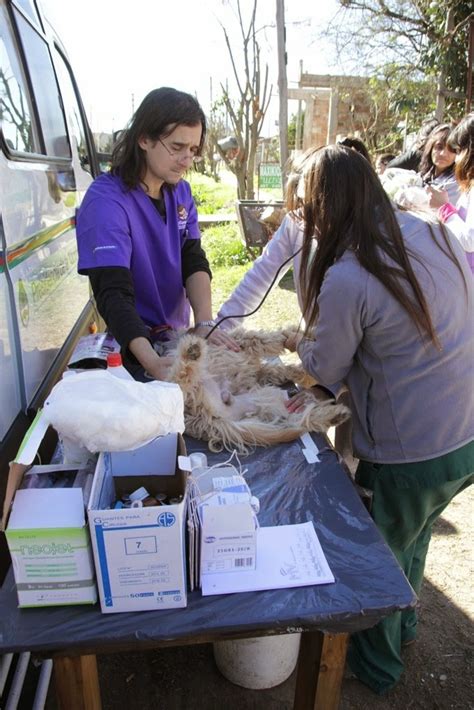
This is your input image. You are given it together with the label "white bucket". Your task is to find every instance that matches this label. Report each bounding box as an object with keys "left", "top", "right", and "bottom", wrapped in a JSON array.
[{"left": 213, "top": 633, "right": 301, "bottom": 689}]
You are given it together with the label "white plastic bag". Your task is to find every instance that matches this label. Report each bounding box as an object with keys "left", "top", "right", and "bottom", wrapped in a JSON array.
[
  {"left": 393, "top": 185, "right": 430, "bottom": 211},
  {"left": 380, "top": 168, "right": 431, "bottom": 212},
  {"left": 43, "top": 370, "right": 184, "bottom": 454},
  {"left": 380, "top": 168, "right": 423, "bottom": 198}
]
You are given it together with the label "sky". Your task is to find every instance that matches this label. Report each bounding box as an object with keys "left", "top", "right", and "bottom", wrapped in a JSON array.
[{"left": 40, "top": 0, "right": 341, "bottom": 136}]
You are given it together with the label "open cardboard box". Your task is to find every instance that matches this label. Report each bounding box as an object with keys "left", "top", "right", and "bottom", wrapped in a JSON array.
[
  {"left": 2, "top": 412, "right": 97, "bottom": 607},
  {"left": 88, "top": 433, "right": 189, "bottom": 613}
]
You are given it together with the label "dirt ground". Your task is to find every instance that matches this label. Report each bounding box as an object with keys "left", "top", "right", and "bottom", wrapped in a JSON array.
[{"left": 41, "top": 484, "right": 472, "bottom": 710}]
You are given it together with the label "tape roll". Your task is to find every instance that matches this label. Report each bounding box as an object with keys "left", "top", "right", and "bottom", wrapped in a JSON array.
[
  {"left": 250, "top": 496, "right": 260, "bottom": 514},
  {"left": 189, "top": 452, "right": 208, "bottom": 470}
]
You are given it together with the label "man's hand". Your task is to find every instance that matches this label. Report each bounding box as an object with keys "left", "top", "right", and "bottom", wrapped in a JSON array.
[
  {"left": 192, "top": 324, "right": 240, "bottom": 351},
  {"left": 128, "top": 336, "right": 173, "bottom": 381},
  {"left": 144, "top": 355, "right": 174, "bottom": 381}
]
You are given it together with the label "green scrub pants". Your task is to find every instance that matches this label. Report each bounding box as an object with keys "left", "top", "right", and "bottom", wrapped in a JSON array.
[{"left": 347, "top": 440, "right": 474, "bottom": 695}]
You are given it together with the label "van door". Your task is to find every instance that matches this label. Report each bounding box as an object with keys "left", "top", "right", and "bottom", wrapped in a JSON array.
[{"left": 0, "top": 0, "right": 97, "bottom": 446}]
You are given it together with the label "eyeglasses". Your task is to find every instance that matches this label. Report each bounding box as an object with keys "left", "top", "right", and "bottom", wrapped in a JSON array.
[{"left": 158, "top": 137, "right": 202, "bottom": 163}]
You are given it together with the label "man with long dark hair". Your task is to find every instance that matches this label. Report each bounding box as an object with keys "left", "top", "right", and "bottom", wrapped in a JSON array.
[
  {"left": 285, "top": 144, "right": 473, "bottom": 694},
  {"left": 76, "top": 87, "right": 237, "bottom": 380}
]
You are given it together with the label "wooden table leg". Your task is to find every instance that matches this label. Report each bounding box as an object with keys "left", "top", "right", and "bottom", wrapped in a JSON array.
[
  {"left": 293, "top": 630, "right": 324, "bottom": 710},
  {"left": 293, "top": 631, "right": 349, "bottom": 710},
  {"left": 315, "top": 633, "right": 349, "bottom": 710},
  {"left": 54, "top": 654, "right": 102, "bottom": 710}
]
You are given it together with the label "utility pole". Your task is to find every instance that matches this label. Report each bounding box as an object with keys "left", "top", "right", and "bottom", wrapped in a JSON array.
[
  {"left": 276, "top": 0, "right": 288, "bottom": 187},
  {"left": 295, "top": 59, "right": 303, "bottom": 151}
]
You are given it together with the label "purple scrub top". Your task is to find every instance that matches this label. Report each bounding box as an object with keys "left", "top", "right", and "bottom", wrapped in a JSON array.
[{"left": 76, "top": 174, "right": 201, "bottom": 329}]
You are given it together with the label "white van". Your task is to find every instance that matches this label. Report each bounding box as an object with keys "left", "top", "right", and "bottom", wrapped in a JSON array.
[{"left": 0, "top": 0, "right": 100, "bottom": 542}]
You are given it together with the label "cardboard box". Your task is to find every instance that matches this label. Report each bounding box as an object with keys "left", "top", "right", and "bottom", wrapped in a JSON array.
[
  {"left": 88, "top": 433, "right": 188, "bottom": 613},
  {"left": 200, "top": 503, "right": 257, "bottom": 575},
  {"left": 2, "top": 412, "right": 97, "bottom": 607},
  {"left": 182, "top": 458, "right": 258, "bottom": 587}
]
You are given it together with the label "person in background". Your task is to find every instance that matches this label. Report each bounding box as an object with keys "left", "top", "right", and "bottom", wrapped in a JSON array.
[
  {"left": 388, "top": 117, "right": 439, "bottom": 172},
  {"left": 217, "top": 138, "right": 373, "bottom": 329},
  {"left": 337, "top": 136, "right": 372, "bottom": 164},
  {"left": 217, "top": 140, "right": 372, "bottom": 468},
  {"left": 216, "top": 151, "right": 312, "bottom": 329},
  {"left": 427, "top": 113, "right": 474, "bottom": 273},
  {"left": 419, "top": 123, "right": 460, "bottom": 205},
  {"left": 375, "top": 152, "right": 396, "bottom": 175},
  {"left": 285, "top": 144, "right": 473, "bottom": 695},
  {"left": 76, "top": 87, "right": 238, "bottom": 381}
]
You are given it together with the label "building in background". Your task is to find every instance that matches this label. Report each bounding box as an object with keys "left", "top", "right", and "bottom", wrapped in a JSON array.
[{"left": 290, "top": 73, "right": 372, "bottom": 151}]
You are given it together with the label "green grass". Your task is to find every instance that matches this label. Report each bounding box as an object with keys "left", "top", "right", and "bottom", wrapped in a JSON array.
[
  {"left": 203, "top": 224, "right": 301, "bottom": 329},
  {"left": 193, "top": 175, "right": 299, "bottom": 329},
  {"left": 201, "top": 224, "right": 249, "bottom": 268},
  {"left": 256, "top": 185, "right": 284, "bottom": 201},
  {"left": 188, "top": 172, "right": 236, "bottom": 214}
]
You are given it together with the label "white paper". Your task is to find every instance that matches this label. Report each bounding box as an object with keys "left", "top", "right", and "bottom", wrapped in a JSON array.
[
  {"left": 201, "top": 521, "right": 334, "bottom": 595},
  {"left": 8, "top": 488, "right": 85, "bottom": 529}
]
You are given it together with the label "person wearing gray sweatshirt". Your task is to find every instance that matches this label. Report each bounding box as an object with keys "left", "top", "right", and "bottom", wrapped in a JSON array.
[{"left": 285, "top": 144, "right": 474, "bottom": 695}]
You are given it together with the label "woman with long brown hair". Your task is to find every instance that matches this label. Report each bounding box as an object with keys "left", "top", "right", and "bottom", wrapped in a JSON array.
[
  {"left": 428, "top": 113, "right": 474, "bottom": 272},
  {"left": 285, "top": 144, "right": 474, "bottom": 694},
  {"left": 419, "top": 123, "right": 459, "bottom": 203}
]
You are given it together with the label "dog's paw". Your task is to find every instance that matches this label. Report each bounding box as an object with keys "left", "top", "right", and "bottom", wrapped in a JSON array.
[
  {"left": 185, "top": 342, "right": 201, "bottom": 361},
  {"left": 328, "top": 404, "right": 351, "bottom": 427},
  {"left": 177, "top": 335, "right": 203, "bottom": 362}
]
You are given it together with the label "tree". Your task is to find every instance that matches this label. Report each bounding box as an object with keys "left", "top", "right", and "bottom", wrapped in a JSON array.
[
  {"left": 216, "top": 0, "right": 272, "bottom": 199},
  {"left": 327, "top": 1, "right": 472, "bottom": 118},
  {"left": 352, "top": 64, "right": 437, "bottom": 152},
  {"left": 199, "top": 99, "right": 227, "bottom": 181},
  {"left": 0, "top": 69, "right": 34, "bottom": 151}
]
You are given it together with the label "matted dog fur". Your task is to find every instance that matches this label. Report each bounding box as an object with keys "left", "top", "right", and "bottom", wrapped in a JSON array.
[{"left": 166, "top": 326, "right": 350, "bottom": 452}]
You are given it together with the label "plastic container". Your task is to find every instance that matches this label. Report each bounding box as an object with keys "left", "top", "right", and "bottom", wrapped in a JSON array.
[
  {"left": 61, "top": 437, "right": 91, "bottom": 465},
  {"left": 106, "top": 353, "right": 134, "bottom": 380},
  {"left": 213, "top": 633, "right": 301, "bottom": 689}
]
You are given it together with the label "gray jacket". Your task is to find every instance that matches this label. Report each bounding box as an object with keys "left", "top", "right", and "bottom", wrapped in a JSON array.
[{"left": 298, "top": 210, "right": 474, "bottom": 464}]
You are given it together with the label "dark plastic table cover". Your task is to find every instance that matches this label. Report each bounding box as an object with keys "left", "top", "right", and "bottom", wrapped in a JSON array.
[{"left": 0, "top": 435, "right": 416, "bottom": 655}]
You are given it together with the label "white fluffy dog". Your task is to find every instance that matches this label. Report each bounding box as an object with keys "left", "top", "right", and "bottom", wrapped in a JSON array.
[{"left": 167, "top": 327, "right": 350, "bottom": 452}]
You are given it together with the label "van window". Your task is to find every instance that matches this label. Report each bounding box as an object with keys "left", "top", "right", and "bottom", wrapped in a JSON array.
[
  {"left": 0, "top": 4, "right": 38, "bottom": 153},
  {"left": 53, "top": 47, "right": 92, "bottom": 172},
  {"left": 13, "top": 0, "right": 40, "bottom": 26},
  {"left": 14, "top": 7, "right": 70, "bottom": 157}
]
